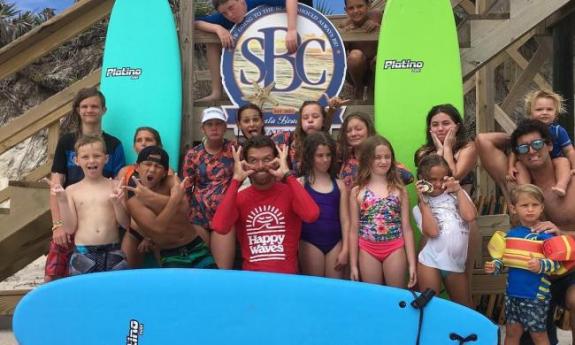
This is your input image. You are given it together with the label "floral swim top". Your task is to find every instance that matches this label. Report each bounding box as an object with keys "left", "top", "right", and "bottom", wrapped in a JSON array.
[{"left": 359, "top": 189, "right": 403, "bottom": 242}]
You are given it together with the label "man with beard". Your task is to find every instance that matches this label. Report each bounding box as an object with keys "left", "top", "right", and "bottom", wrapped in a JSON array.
[
  {"left": 125, "top": 146, "right": 217, "bottom": 269},
  {"left": 212, "top": 134, "right": 319, "bottom": 273}
]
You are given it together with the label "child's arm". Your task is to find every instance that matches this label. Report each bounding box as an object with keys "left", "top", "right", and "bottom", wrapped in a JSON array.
[
  {"left": 562, "top": 145, "right": 575, "bottom": 175},
  {"left": 46, "top": 174, "right": 72, "bottom": 247},
  {"left": 400, "top": 188, "right": 417, "bottom": 288},
  {"left": 507, "top": 151, "right": 519, "bottom": 182},
  {"left": 126, "top": 177, "right": 189, "bottom": 236},
  {"left": 442, "top": 129, "right": 477, "bottom": 181},
  {"left": 336, "top": 179, "right": 350, "bottom": 270},
  {"left": 349, "top": 186, "right": 360, "bottom": 281},
  {"left": 362, "top": 10, "right": 381, "bottom": 32},
  {"left": 109, "top": 180, "right": 130, "bottom": 230},
  {"left": 56, "top": 187, "right": 78, "bottom": 235},
  {"left": 443, "top": 176, "right": 477, "bottom": 222},
  {"left": 418, "top": 199, "right": 440, "bottom": 238},
  {"left": 484, "top": 259, "right": 503, "bottom": 274},
  {"left": 414, "top": 180, "right": 439, "bottom": 237},
  {"left": 455, "top": 189, "right": 477, "bottom": 223},
  {"left": 528, "top": 257, "right": 561, "bottom": 274},
  {"left": 285, "top": 0, "right": 299, "bottom": 53},
  {"left": 194, "top": 20, "right": 234, "bottom": 49}
]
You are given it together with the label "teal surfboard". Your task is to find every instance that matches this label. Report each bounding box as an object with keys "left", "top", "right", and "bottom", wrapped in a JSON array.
[
  {"left": 13, "top": 269, "right": 498, "bottom": 344},
  {"left": 374, "top": 0, "right": 463, "bottom": 184},
  {"left": 101, "top": 0, "right": 182, "bottom": 169}
]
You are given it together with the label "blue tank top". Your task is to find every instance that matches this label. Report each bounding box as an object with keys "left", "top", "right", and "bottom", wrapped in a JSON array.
[{"left": 301, "top": 179, "right": 342, "bottom": 252}]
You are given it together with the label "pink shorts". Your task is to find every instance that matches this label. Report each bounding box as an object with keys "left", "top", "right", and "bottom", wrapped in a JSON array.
[{"left": 359, "top": 237, "right": 404, "bottom": 262}]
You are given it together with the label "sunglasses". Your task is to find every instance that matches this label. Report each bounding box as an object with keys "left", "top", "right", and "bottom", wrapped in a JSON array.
[{"left": 515, "top": 139, "right": 546, "bottom": 154}]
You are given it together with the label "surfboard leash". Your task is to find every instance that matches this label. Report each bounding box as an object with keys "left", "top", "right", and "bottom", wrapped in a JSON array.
[
  {"left": 409, "top": 288, "right": 435, "bottom": 345},
  {"left": 409, "top": 289, "right": 480, "bottom": 345}
]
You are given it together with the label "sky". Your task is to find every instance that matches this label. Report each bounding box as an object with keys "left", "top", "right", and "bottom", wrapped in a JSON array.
[
  {"left": 11, "top": 0, "right": 344, "bottom": 15},
  {"left": 12, "top": 0, "right": 74, "bottom": 13},
  {"left": 317, "top": 0, "right": 346, "bottom": 15}
]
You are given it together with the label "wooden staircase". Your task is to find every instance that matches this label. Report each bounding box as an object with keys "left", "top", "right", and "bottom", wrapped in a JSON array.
[
  {"left": 0, "top": 0, "right": 572, "bottom": 315},
  {"left": 461, "top": 0, "right": 571, "bottom": 78}
]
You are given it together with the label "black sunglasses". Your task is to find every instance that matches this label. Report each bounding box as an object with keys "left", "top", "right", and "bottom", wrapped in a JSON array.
[{"left": 515, "top": 139, "right": 545, "bottom": 154}]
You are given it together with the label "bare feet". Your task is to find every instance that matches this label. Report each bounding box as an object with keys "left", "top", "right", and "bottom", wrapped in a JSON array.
[{"left": 552, "top": 186, "right": 566, "bottom": 197}]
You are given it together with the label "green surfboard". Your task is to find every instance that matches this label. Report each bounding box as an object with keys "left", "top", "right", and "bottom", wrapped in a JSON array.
[
  {"left": 101, "top": 0, "right": 182, "bottom": 169},
  {"left": 374, "top": 0, "right": 463, "bottom": 185}
]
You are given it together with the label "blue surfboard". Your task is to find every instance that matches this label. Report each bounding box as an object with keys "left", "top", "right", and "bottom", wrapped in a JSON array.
[
  {"left": 14, "top": 269, "right": 498, "bottom": 344},
  {"left": 101, "top": 0, "right": 182, "bottom": 169}
]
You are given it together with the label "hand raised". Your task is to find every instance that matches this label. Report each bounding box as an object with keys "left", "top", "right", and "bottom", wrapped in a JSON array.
[
  {"left": 232, "top": 145, "right": 255, "bottom": 182},
  {"left": 268, "top": 145, "right": 290, "bottom": 180},
  {"left": 109, "top": 179, "right": 124, "bottom": 204},
  {"left": 442, "top": 176, "right": 461, "bottom": 193},
  {"left": 44, "top": 177, "right": 66, "bottom": 200},
  {"left": 323, "top": 94, "right": 351, "bottom": 109}
]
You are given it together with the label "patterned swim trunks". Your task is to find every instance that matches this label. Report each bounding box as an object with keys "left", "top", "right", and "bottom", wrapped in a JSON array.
[
  {"left": 505, "top": 295, "right": 550, "bottom": 333},
  {"left": 160, "top": 237, "right": 217, "bottom": 269},
  {"left": 69, "top": 243, "right": 128, "bottom": 275}
]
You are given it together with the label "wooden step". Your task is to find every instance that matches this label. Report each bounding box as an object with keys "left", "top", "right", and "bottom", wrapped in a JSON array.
[
  {"left": 0, "top": 290, "right": 29, "bottom": 316},
  {"left": 0, "top": 182, "right": 51, "bottom": 283}
]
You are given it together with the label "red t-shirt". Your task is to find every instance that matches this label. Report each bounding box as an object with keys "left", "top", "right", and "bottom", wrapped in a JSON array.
[{"left": 212, "top": 176, "right": 319, "bottom": 274}]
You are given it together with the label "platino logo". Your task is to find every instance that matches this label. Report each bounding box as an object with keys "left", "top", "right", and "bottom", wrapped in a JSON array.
[
  {"left": 126, "top": 319, "right": 144, "bottom": 345},
  {"left": 384, "top": 59, "right": 424, "bottom": 73},
  {"left": 106, "top": 67, "right": 143, "bottom": 80}
]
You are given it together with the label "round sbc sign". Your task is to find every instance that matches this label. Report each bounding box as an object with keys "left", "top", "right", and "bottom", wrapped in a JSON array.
[{"left": 221, "top": 4, "right": 347, "bottom": 132}]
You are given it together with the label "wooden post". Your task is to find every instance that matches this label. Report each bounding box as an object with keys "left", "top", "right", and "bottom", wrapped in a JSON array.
[
  {"left": 179, "top": 0, "right": 194, "bottom": 173},
  {"left": 475, "top": 61, "right": 496, "bottom": 197},
  {"left": 553, "top": 11, "right": 574, "bottom": 138}
]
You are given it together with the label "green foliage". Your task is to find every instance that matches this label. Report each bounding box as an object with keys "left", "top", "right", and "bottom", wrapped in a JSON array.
[
  {"left": 195, "top": 0, "right": 216, "bottom": 17},
  {"left": 0, "top": 0, "right": 54, "bottom": 47}
]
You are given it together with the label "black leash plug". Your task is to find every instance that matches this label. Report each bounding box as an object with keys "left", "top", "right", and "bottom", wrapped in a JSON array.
[{"left": 411, "top": 288, "right": 435, "bottom": 309}]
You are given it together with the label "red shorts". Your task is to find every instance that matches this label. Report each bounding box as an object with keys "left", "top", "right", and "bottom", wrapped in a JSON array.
[{"left": 44, "top": 238, "right": 74, "bottom": 278}]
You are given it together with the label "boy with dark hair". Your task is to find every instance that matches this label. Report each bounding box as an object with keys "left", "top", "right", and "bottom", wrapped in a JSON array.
[
  {"left": 126, "top": 146, "right": 217, "bottom": 269},
  {"left": 48, "top": 135, "right": 129, "bottom": 275},
  {"left": 194, "top": 0, "right": 300, "bottom": 101}
]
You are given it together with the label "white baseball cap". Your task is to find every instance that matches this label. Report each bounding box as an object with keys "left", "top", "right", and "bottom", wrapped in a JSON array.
[{"left": 201, "top": 107, "right": 227, "bottom": 124}]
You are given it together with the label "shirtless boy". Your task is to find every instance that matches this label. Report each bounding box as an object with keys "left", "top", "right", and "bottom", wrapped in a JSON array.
[
  {"left": 49, "top": 135, "right": 129, "bottom": 275},
  {"left": 126, "top": 146, "right": 217, "bottom": 269}
]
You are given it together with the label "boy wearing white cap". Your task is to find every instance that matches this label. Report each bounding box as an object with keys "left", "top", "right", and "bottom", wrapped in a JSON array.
[{"left": 183, "top": 107, "right": 237, "bottom": 269}]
